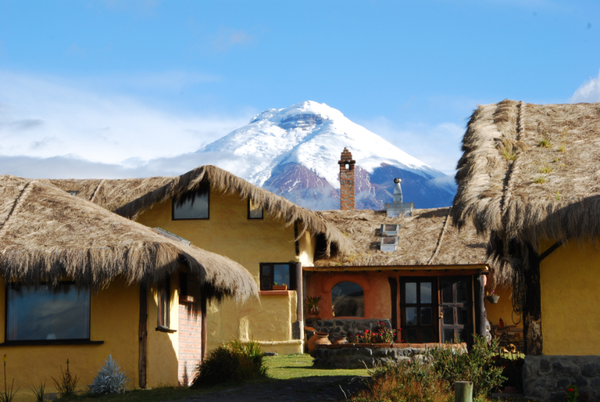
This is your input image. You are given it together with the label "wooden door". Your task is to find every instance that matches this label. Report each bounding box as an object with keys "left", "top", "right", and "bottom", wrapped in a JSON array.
[
  {"left": 400, "top": 278, "right": 438, "bottom": 343},
  {"left": 439, "top": 276, "right": 472, "bottom": 344}
]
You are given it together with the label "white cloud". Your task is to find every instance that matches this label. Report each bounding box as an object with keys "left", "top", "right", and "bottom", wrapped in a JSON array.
[
  {"left": 0, "top": 71, "right": 252, "bottom": 168},
  {"left": 212, "top": 28, "right": 255, "bottom": 52},
  {"left": 571, "top": 70, "right": 600, "bottom": 103},
  {"left": 358, "top": 117, "right": 465, "bottom": 175}
]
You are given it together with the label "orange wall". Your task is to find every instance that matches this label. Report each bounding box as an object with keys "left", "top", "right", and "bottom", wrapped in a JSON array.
[
  {"left": 485, "top": 285, "right": 522, "bottom": 329},
  {"left": 305, "top": 272, "right": 392, "bottom": 320}
]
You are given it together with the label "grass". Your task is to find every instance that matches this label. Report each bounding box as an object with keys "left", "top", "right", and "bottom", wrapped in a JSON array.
[
  {"left": 58, "top": 354, "right": 368, "bottom": 402},
  {"left": 265, "top": 353, "right": 368, "bottom": 379}
]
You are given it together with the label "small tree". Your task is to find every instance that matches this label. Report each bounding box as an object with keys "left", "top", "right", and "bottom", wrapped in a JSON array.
[{"left": 89, "top": 355, "right": 129, "bottom": 395}]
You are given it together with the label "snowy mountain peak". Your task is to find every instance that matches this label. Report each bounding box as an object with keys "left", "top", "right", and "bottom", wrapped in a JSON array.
[{"left": 198, "top": 101, "right": 455, "bottom": 209}]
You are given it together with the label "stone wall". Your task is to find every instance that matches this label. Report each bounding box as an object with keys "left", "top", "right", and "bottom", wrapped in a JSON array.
[
  {"left": 311, "top": 344, "right": 466, "bottom": 369},
  {"left": 524, "top": 355, "right": 600, "bottom": 402},
  {"left": 305, "top": 318, "right": 392, "bottom": 343}
]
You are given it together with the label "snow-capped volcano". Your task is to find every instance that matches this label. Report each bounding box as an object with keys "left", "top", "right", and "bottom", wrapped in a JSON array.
[{"left": 198, "top": 101, "right": 455, "bottom": 210}]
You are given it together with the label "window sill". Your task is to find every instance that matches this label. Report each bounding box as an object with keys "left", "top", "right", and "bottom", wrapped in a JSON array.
[
  {"left": 156, "top": 326, "right": 177, "bottom": 333},
  {"left": 259, "top": 290, "right": 292, "bottom": 296},
  {"left": 0, "top": 339, "right": 104, "bottom": 346}
]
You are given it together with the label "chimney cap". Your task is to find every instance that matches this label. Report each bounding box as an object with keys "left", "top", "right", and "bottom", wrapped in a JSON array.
[{"left": 394, "top": 178, "right": 402, "bottom": 183}]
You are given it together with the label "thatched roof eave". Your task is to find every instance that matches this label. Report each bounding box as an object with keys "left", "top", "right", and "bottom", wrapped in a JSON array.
[{"left": 0, "top": 176, "right": 258, "bottom": 302}]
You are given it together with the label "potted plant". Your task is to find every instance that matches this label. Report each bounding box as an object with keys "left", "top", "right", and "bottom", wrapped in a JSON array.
[
  {"left": 486, "top": 289, "right": 500, "bottom": 303},
  {"left": 272, "top": 282, "right": 288, "bottom": 291},
  {"left": 306, "top": 295, "right": 322, "bottom": 315}
]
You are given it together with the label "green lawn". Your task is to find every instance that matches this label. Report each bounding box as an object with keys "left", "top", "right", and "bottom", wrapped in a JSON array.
[
  {"left": 59, "top": 354, "right": 367, "bottom": 402},
  {"left": 264, "top": 353, "right": 368, "bottom": 379}
]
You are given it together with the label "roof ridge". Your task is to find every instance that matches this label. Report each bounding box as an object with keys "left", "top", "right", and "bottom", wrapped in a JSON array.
[
  {"left": 89, "top": 178, "right": 106, "bottom": 203},
  {"left": 0, "top": 180, "right": 34, "bottom": 237},
  {"left": 427, "top": 207, "right": 451, "bottom": 265}
]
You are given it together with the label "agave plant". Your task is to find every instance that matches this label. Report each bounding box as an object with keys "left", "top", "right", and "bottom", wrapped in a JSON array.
[{"left": 89, "top": 355, "right": 129, "bottom": 395}]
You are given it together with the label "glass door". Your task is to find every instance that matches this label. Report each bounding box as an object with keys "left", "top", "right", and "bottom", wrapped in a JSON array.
[
  {"left": 439, "top": 276, "right": 472, "bottom": 343},
  {"left": 400, "top": 278, "right": 437, "bottom": 343}
]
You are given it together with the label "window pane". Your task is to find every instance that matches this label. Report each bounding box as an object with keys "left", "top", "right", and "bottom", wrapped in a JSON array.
[
  {"left": 457, "top": 328, "right": 468, "bottom": 343},
  {"left": 7, "top": 284, "right": 90, "bottom": 341},
  {"left": 249, "top": 200, "right": 263, "bottom": 219},
  {"left": 406, "top": 328, "right": 418, "bottom": 343},
  {"left": 261, "top": 265, "right": 271, "bottom": 275},
  {"left": 457, "top": 281, "right": 468, "bottom": 303},
  {"left": 458, "top": 307, "right": 468, "bottom": 325},
  {"left": 173, "top": 189, "right": 209, "bottom": 219},
  {"left": 443, "top": 329, "right": 455, "bottom": 343},
  {"left": 441, "top": 281, "right": 453, "bottom": 303},
  {"left": 405, "top": 283, "right": 417, "bottom": 304},
  {"left": 443, "top": 307, "right": 454, "bottom": 325},
  {"left": 405, "top": 307, "right": 418, "bottom": 325},
  {"left": 421, "top": 328, "right": 434, "bottom": 343},
  {"left": 332, "top": 282, "right": 364, "bottom": 317},
  {"left": 420, "top": 307, "right": 432, "bottom": 326},
  {"left": 420, "top": 282, "right": 432, "bottom": 304},
  {"left": 273, "top": 264, "right": 290, "bottom": 287}
]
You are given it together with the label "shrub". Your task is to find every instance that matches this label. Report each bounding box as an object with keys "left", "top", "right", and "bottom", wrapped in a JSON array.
[
  {"left": 352, "top": 358, "right": 452, "bottom": 402},
  {"left": 52, "top": 359, "right": 78, "bottom": 398},
  {"left": 191, "top": 339, "right": 266, "bottom": 387},
  {"left": 429, "top": 336, "right": 506, "bottom": 397},
  {"left": 89, "top": 355, "right": 129, "bottom": 395},
  {"left": 352, "top": 336, "right": 506, "bottom": 401}
]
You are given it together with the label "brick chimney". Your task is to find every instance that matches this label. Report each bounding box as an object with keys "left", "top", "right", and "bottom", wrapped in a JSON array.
[{"left": 338, "top": 147, "right": 356, "bottom": 210}]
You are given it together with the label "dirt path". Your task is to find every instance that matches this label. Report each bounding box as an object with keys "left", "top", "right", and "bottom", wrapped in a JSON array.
[{"left": 179, "top": 375, "right": 367, "bottom": 402}]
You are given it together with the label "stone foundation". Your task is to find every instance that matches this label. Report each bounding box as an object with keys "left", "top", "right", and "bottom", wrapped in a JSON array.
[
  {"left": 524, "top": 355, "right": 600, "bottom": 402},
  {"left": 305, "top": 318, "right": 392, "bottom": 343},
  {"left": 311, "top": 343, "right": 466, "bottom": 369}
]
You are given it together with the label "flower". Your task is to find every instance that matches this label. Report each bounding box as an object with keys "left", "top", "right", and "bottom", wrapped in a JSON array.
[{"left": 567, "top": 388, "right": 574, "bottom": 392}]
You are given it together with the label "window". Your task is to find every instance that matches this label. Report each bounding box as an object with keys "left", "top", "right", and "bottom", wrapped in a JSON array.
[
  {"left": 400, "top": 278, "right": 437, "bottom": 343},
  {"left": 248, "top": 199, "right": 263, "bottom": 219},
  {"left": 259, "top": 263, "right": 296, "bottom": 290},
  {"left": 331, "top": 282, "right": 364, "bottom": 317},
  {"left": 439, "top": 276, "right": 472, "bottom": 343},
  {"left": 157, "top": 276, "right": 171, "bottom": 328},
  {"left": 6, "top": 283, "right": 90, "bottom": 341},
  {"left": 66, "top": 190, "right": 79, "bottom": 196},
  {"left": 172, "top": 181, "right": 209, "bottom": 220}
]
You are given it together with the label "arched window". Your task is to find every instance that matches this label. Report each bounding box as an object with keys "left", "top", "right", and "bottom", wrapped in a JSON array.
[{"left": 331, "top": 282, "right": 364, "bottom": 317}]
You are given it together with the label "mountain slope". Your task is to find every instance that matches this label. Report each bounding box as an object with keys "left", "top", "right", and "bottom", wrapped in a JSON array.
[{"left": 198, "top": 101, "right": 456, "bottom": 210}]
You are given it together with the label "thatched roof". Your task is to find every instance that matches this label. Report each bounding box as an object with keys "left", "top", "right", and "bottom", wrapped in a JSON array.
[
  {"left": 0, "top": 175, "right": 257, "bottom": 302},
  {"left": 452, "top": 100, "right": 600, "bottom": 285},
  {"left": 42, "top": 177, "right": 173, "bottom": 212},
  {"left": 313, "top": 208, "right": 487, "bottom": 267},
  {"left": 113, "top": 165, "right": 352, "bottom": 256}
]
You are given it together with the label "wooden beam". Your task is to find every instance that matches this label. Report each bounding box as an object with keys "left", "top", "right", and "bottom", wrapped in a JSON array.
[
  {"left": 200, "top": 293, "right": 208, "bottom": 361},
  {"left": 388, "top": 277, "right": 398, "bottom": 330},
  {"left": 524, "top": 244, "right": 543, "bottom": 355},
  {"left": 295, "top": 262, "right": 303, "bottom": 322},
  {"left": 138, "top": 283, "right": 148, "bottom": 389},
  {"left": 539, "top": 238, "right": 568, "bottom": 262},
  {"left": 474, "top": 273, "right": 486, "bottom": 338}
]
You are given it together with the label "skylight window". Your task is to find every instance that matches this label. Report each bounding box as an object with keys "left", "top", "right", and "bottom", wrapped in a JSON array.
[
  {"left": 379, "top": 236, "right": 399, "bottom": 252},
  {"left": 380, "top": 224, "right": 400, "bottom": 236},
  {"left": 172, "top": 182, "right": 209, "bottom": 220}
]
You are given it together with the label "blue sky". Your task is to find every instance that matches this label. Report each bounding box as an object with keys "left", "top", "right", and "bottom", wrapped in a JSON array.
[{"left": 1, "top": 0, "right": 600, "bottom": 177}]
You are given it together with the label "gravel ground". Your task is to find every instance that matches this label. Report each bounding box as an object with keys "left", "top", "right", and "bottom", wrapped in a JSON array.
[{"left": 179, "top": 375, "right": 368, "bottom": 402}]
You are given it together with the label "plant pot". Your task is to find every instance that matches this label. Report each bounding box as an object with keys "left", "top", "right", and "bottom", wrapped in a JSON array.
[
  {"left": 486, "top": 295, "right": 500, "bottom": 303},
  {"left": 308, "top": 306, "right": 320, "bottom": 315},
  {"left": 307, "top": 331, "right": 331, "bottom": 352},
  {"left": 333, "top": 336, "right": 348, "bottom": 345},
  {"left": 273, "top": 284, "right": 288, "bottom": 290}
]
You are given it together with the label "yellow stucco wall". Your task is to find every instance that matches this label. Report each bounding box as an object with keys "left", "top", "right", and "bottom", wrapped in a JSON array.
[
  {"left": 0, "top": 277, "right": 142, "bottom": 400},
  {"left": 137, "top": 189, "right": 305, "bottom": 354},
  {"left": 539, "top": 238, "right": 600, "bottom": 355},
  {"left": 146, "top": 271, "right": 179, "bottom": 388}
]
